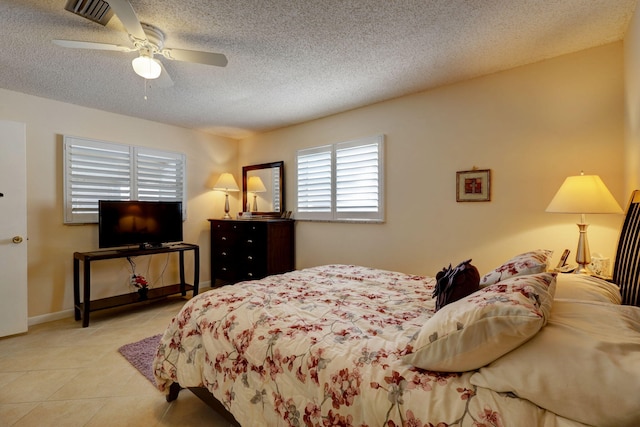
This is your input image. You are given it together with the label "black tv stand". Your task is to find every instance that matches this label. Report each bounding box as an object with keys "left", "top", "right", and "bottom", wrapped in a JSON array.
[{"left": 73, "top": 243, "right": 199, "bottom": 327}]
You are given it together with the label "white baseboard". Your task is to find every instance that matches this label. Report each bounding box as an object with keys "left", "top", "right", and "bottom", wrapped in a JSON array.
[
  {"left": 28, "top": 309, "right": 74, "bottom": 326},
  {"left": 27, "top": 280, "right": 212, "bottom": 327}
]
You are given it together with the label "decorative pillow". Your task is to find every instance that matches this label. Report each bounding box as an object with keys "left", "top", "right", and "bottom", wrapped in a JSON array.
[
  {"left": 554, "top": 273, "right": 622, "bottom": 304},
  {"left": 433, "top": 259, "right": 480, "bottom": 311},
  {"left": 403, "top": 272, "right": 556, "bottom": 372},
  {"left": 470, "top": 299, "right": 640, "bottom": 427},
  {"left": 480, "top": 249, "right": 553, "bottom": 286}
]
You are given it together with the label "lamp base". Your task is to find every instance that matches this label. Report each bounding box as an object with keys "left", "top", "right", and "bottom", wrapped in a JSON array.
[
  {"left": 574, "top": 222, "right": 592, "bottom": 275},
  {"left": 574, "top": 264, "right": 592, "bottom": 275},
  {"left": 223, "top": 193, "right": 231, "bottom": 219}
]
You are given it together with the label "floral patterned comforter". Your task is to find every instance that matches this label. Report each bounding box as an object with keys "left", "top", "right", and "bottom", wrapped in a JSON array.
[{"left": 153, "top": 265, "right": 583, "bottom": 427}]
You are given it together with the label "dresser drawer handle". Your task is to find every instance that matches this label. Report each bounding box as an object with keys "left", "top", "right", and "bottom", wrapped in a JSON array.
[
  {"left": 222, "top": 252, "right": 227, "bottom": 256},
  {"left": 247, "top": 273, "right": 253, "bottom": 277},
  {"left": 247, "top": 256, "right": 253, "bottom": 260},
  {"left": 247, "top": 239, "right": 253, "bottom": 243},
  {"left": 221, "top": 267, "right": 227, "bottom": 271},
  {"left": 221, "top": 237, "right": 227, "bottom": 241}
]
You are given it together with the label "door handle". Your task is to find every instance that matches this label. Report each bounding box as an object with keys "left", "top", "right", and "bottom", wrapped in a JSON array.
[{"left": 12, "top": 236, "right": 23, "bottom": 244}]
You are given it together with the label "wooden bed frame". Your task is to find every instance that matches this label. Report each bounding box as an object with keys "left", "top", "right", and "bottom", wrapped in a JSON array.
[
  {"left": 165, "top": 190, "right": 640, "bottom": 425},
  {"left": 167, "top": 383, "right": 241, "bottom": 426}
]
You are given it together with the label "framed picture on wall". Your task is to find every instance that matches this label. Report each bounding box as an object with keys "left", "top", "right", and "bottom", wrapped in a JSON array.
[{"left": 456, "top": 169, "right": 491, "bottom": 202}]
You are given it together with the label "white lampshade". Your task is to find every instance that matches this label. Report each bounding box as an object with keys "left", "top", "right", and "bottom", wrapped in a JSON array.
[
  {"left": 132, "top": 55, "right": 162, "bottom": 80},
  {"left": 546, "top": 174, "right": 622, "bottom": 214},
  {"left": 247, "top": 176, "right": 267, "bottom": 193},
  {"left": 546, "top": 173, "right": 622, "bottom": 275},
  {"left": 213, "top": 173, "right": 239, "bottom": 192},
  {"left": 213, "top": 173, "right": 239, "bottom": 219}
]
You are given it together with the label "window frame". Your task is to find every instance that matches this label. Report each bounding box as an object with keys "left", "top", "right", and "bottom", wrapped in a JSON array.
[
  {"left": 295, "top": 134, "right": 385, "bottom": 222},
  {"left": 63, "top": 135, "right": 186, "bottom": 224}
]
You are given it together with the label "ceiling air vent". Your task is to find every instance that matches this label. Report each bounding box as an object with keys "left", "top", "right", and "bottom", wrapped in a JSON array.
[{"left": 64, "top": 0, "right": 114, "bottom": 26}]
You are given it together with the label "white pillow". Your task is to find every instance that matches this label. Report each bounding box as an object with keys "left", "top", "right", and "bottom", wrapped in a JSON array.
[
  {"left": 471, "top": 299, "right": 640, "bottom": 427},
  {"left": 554, "top": 273, "right": 621, "bottom": 304},
  {"left": 480, "top": 249, "right": 553, "bottom": 286},
  {"left": 403, "top": 272, "right": 556, "bottom": 372}
]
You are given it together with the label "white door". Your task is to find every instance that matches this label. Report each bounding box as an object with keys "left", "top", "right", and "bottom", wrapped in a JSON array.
[{"left": 0, "top": 120, "right": 28, "bottom": 336}]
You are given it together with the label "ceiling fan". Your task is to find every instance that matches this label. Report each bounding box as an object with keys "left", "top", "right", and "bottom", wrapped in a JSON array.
[{"left": 52, "top": 0, "right": 228, "bottom": 86}]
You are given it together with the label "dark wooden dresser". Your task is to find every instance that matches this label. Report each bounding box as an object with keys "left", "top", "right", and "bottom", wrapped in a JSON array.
[{"left": 209, "top": 218, "right": 295, "bottom": 285}]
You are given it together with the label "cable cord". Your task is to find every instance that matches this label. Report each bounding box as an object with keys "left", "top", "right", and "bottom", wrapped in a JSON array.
[{"left": 124, "top": 254, "right": 171, "bottom": 288}]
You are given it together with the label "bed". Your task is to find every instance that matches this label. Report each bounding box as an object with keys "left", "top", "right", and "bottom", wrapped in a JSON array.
[{"left": 153, "top": 192, "right": 640, "bottom": 427}]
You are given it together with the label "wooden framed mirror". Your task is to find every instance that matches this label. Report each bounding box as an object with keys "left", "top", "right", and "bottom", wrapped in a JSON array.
[{"left": 242, "top": 161, "right": 284, "bottom": 216}]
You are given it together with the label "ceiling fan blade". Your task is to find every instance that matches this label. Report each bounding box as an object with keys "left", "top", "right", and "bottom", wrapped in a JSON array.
[
  {"left": 52, "top": 39, "right": 133, "bottom": 52},
  {"left": 162, "top": 48, "right": 228, "bottom": 67},
  {"left": 107, "top": 0, "right": 146, "bottom": 41},
  {"left": 154, "top": 62, "right": 174, "bottom": 88}
]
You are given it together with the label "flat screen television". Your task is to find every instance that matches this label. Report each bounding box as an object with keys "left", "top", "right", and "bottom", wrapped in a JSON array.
[{"left": 98, "top": 200, "right": 183, "bottom": 249}]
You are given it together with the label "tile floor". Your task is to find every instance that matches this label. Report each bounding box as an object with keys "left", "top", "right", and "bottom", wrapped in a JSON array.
[{"left": 0, "top": 296, "right": 236, "bottom": 427}]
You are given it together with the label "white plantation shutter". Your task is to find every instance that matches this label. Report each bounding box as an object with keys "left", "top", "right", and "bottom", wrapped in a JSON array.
[
  {"left": 335, "top": 139, "right": 382, "bottom": 219},
  {"left": 296, "top": 135, "right": 384, "bottom": 222},
  {"left": 135, "top": 148, "right": 185, "bottom": 203},
  {"left": 296, "top": 145, "right": 332, "bottom": 220},
  {"left": 64, "top": 136, "right": 186, "bottom": 224},
  {"left": 64, "top": 138, "right": 131, "bottom": 223}
]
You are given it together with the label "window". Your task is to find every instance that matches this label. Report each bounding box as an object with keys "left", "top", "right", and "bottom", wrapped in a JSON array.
[
  {"left": 63, "top": 136, "right": 186, "bottom": 224},
  {"left": 296, "top": 134, "right": 384, "bottom": 222}
]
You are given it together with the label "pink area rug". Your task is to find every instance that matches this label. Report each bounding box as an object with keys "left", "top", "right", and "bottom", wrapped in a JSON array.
[{"left": 118, "top": 334, "right": 162, "bottom": 386}]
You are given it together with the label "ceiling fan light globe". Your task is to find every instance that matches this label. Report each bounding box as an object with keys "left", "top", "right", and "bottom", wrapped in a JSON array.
[{"left": 132, "top": 55, "right": 161, "bottom": 79}]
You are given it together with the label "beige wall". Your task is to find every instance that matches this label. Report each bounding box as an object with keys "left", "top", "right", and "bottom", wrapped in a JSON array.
[
  {"left": 0, "top": 39, "right": 629, "bottom": 321},
  {"left": 0, "top": 88, "right": 238, "bottom": 318},
  {"left": 625, "top": 4, "right": 640, "bottom": 196},
  {"left": 240, "top": 43, "right": 626, "bottom": 277}
]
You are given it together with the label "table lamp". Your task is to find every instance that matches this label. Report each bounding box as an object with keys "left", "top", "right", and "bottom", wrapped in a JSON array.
[
  {"left": 546, "top": 172, "right": 622, "bottom": 274},
  {"left": 247, "top": 176, "right": 267, "bottom": 212},
  {"left": 213, "top": 173, "right": 239, "bottom": 219}
]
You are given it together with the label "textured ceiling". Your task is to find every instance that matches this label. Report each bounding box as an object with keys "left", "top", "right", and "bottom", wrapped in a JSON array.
[{"left": 1, "top": 0, "right": 637, "bottom": 139}]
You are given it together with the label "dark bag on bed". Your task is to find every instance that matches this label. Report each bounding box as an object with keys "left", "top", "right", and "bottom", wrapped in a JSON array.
[{"left": 433, "top": 259, "right": 480, "bottom": 311}]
